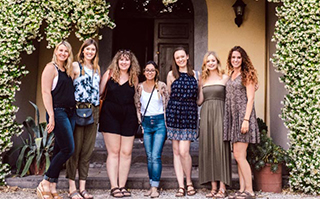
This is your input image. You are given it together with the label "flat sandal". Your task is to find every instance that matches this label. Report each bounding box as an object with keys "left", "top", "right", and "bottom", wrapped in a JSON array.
[
  {"left": 175, "top": 187, "right": 186, "bottom": 197},
  {"left": 186, "top": 184, "right": 196, "bottom": 196}
]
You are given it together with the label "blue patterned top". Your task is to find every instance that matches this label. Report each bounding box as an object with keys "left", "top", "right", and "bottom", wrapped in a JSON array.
[
  {"left": 74, "top": 64, "right": 100, "bottom": 106},
  {"left": 166, "top": 72, "right": 198, "bottom": 141}
]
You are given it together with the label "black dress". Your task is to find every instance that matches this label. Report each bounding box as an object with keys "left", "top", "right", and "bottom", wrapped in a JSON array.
[{"left": 99, "top": 78, "right": 138, "bottom": 136}]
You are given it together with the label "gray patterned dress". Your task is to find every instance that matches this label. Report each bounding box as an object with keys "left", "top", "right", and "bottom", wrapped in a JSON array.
[{"left": 223, "top": 75, "right": 260, "bottom": 143}]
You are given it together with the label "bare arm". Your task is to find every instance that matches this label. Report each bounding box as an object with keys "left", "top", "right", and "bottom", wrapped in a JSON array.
[
  {"left": 100, "top": 69, "right": 111, "bottom": 96},
  {"left": 41, "top": 63, "right": 57, "bottom": 133},
  {"left": 241, "top": 82, "right": 255, "bottom": 134},
  {"left": 196, "top": 71, "right": 204, "bottom": 106},
  {"left": 134, "top": 83, "right": 143, "bottom": 124},
  {"left": 72, "top": 62, "right": 80, "bottom": 80},
  {"left": 166, "top": 71, "right": 175, "bottom": 95}
]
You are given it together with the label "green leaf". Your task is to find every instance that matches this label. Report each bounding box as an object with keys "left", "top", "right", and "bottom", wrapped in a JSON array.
[
  {"left": 20, "top": 154, "right": 35, "bottom": 177},
  {"left": 16, "top": 145, "right": 29, "bottom": 174}
]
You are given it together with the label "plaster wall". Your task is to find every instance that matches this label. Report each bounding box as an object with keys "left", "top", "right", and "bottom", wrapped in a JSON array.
[
  {"left": 266, "top": 2, "right": 288, "bottom": 149},
  {"left": 206, "top": 0, "right": 266, "bottom": 120}
]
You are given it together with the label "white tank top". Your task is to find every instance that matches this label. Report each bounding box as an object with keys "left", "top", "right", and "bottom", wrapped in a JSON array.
[{"left": 140, "top": 87, "right": 164, "bottom": 116}]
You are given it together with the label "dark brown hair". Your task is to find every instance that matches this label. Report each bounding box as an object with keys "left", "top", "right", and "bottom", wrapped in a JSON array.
[
  {"left": 227, "top": 46, "right": 258, "bottom": 85},
  {"left": 172, "top": 47, "right": 194, "bottom": 79}
]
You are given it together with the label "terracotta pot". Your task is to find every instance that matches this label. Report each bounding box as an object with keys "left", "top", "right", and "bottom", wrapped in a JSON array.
[
  {"left": 29, "top": 158, "right": 46, "bottom": 175},
  {"left": 253, "top": 163, "right": 282, "bottom": 193}
]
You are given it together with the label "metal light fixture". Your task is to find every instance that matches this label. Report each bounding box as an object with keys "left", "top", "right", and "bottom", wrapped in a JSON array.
[{"left": 232, "top": 0, "right": 246, "bottom": 27}]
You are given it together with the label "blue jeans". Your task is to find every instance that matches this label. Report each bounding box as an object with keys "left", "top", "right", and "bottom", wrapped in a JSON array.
[
  {"left": 142, "top": 114, "right": 166, "bottom": 188},
  {"left": 44, "top": 108, "right": 75, "bottom": 183}
]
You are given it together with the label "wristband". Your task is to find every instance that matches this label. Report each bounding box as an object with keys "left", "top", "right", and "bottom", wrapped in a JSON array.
[{"left": 243, "top": 119, "right": 249, "bottom": 122}]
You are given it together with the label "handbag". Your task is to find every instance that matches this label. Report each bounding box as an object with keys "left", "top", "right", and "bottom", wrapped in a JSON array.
[
  {"left": 75, "top": 103, "right": 94, "bottom": 126},
  {"left": 99, "top": 69, "right": 113, "bottom": 115},
  {"left": 136, "top": 85, "right": 156, "bottom": 137},
  {"left": 75, "top": 63, "right": 94, "bottom": 126}
]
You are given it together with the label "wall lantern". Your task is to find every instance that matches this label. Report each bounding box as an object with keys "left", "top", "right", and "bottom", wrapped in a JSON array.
[{"left": 232, "top": 0, "right": 246, "bottom": 27}]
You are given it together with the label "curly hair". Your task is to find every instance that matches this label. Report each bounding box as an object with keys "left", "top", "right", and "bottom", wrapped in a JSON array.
[
  {"left": 108, "top": 50, "right": 140, "bottom": 87},
  {"left": 226, "top": 46, "right": 258, "bottom": 86},
  {"left": 201, "top": 51, "right": 224, "bottom": 81},
  {"left": 52, "top": 40, "right": 74, "bottom": 78},
  {"left": 77, "top": 39, "right": 100, "bottom": 75}
]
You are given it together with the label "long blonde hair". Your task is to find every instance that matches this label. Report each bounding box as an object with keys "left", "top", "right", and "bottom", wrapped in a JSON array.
[
  {"left": 201, "top": 51, "right": 224, "bottom": 81},
  {"left": 226, "top": 46, "right": 258, "bottom": 85},
  {"left": 77, "top": 39, "right": 100, "bottom": 75},
  {"left": 108, "top": 50, "right": 140, "bottom": 87},
  {"left": 52, "top": 41, "right": 74, "bottom": 77}
]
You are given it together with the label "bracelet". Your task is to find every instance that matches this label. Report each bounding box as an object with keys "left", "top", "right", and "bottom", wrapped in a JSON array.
[{"left": 243, "top": 119, "right": 249, "bottom": 122}]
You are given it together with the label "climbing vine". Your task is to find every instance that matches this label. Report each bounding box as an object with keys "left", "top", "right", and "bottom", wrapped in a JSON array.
[
  {"left": 268, "top": 0, "right": 320, "bottom": 194},
  {"left": 0, "top": 0, "right": 114, "bottom": 185}
]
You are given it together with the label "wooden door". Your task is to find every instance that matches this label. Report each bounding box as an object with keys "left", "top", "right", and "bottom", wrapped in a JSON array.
[{"left": 154, "top": 19, "right": 194, "bottom": 82}]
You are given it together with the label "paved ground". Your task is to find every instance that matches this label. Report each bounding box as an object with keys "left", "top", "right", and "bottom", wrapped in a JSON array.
[{"left": 1, "top": 186, "right": 320, "bottom": 199}]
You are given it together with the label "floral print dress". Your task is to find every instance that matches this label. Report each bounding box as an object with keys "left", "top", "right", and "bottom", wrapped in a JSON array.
[{"left": 166, "top": 72, "right": 198, "bottom": 141}]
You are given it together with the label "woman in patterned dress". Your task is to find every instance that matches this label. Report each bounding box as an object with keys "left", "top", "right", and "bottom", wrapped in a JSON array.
[
  {"left": 66, "top": 39, "right": 100, "bottom": 199},
  {"left": 224, "top": 46, "right": 259, "bottom": 199},
  {"left": 166, "top": 47, "right": 201, "bottom": 197}
]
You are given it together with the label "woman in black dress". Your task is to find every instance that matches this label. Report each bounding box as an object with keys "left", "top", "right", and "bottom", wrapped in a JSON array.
[{"left": 99, "top": 50, "right": 140, "bottom": 198}]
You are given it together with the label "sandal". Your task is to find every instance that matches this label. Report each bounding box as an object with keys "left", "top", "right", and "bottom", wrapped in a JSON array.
[
  {"left": 150, "top": 187, "right": 160, "bottom": 198},
  {"left": 80, "top": 190, "right": 93, "bottom": 199},
  {"left": 235, "top": 191, "right": 255, "bottom": 199},
  {"left": 144, "top": 188, "right": 152, "bottom": 196},
  {"left": 186, "top": 184, "right": 196, "bottom": 196},
  {"left": 214, "top": 189, "right": 227, "bottom": 198},
  {"left": 206, "top": 189, "right": 217, "bottom": 198},
  {"left": 119, "top": 187, "right": 131, "bottom": 197},
  {"left": 228, "top": 190, "right": 243, "bottom": 199},
  {"left": 37, "top": 183, "right": 53, "bottom": 199},
  {"left": 68, "top": 190, "right": 83, "bottom": 199},
  {"left": 110, "top": 187, "right": 123, "bottom": 198},
  {"left": 175, "top": 187, "right": 186, "bottom": 197}
]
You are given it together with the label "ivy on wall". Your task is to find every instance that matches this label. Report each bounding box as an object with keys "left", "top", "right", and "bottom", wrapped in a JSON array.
[
  {"left": 268, "top": 0, "right": 320, "bottom": 194},
  {"left": 0, "top": 0, "right": 115, "bottom": 185}
]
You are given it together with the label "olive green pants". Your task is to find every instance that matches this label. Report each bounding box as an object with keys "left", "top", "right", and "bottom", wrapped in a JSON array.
[{"left": 66, "top": 105, "right": 99, "bottom": 180}]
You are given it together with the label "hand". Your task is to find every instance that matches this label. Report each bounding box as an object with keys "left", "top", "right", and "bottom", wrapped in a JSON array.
[
  {"left": 46, "top": 116, "right": 55, "bottom": 133},
  {"left": 241, "top": 121, "right": 249, "bottom": 134}
]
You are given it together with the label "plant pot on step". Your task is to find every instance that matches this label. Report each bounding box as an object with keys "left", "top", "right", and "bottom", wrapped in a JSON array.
[
  {"left": 253, "top": 163, "right": 282, "bottom": 193},
  {"left": 29, "top": 158, "right": 46, "bottom": 175}
]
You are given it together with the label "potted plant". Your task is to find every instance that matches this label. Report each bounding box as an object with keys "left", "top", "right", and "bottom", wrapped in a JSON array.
[
  {"left": 14, "top": 101, "right": 54, "bottom": 177},
  {"left": 247, "top": 118, "right": 290, "bottom": 193}
]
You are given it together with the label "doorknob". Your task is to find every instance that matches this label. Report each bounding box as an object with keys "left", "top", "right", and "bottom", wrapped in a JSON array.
[{"left": 156, "top": 51, "right": 160, "bottom": 54}]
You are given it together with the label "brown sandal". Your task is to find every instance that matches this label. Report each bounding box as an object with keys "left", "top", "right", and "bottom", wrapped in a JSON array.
[
  {"left": 235, "top": 191, "right": 255, "bottom": 199},
  {"left": 80, "top": 190, "right": 93, "bottom": 199},
  {"left": 206, "top": 189, "right": 217, "bottom": 198},
  {"left": 214, "top": 189, "right": 227, "bottom": 198},
  {"left": 36, "top": 183, "right": 53, "bottom": 199},
  {"left": 110, "top": 187, "right": 123, "bottom": 198},
  {"left": 68, "top": 190, "right": 83, "bottom": 199},
  {"left": 51, "top": 192, "right": 63, "bottom": 199},
  {"left": 228, "top": 190, "right": 243, "bottom": 199},
  {"left": 119, "top": 187, "right": 131, "bottom": 197},
  {"left": 186, "top": 184, "right": 196, "bottom": 196},
  {"left": 175, "top": 187, "right": 186, "bottom": 197}
]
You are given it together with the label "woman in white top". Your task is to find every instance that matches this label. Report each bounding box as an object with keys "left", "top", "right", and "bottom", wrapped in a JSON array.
[{"left": 135, "top": 61, "right": 169, "bottom": 198}]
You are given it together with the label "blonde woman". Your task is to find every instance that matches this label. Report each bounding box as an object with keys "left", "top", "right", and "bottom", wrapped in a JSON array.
[
  {"left": 197, "top": 51, "right": 231, "bottom": 198},
  {"left": 99, "top": 50, "right": 140, "bottom": 198},
  {"left": 37, "top": 41, "right": 75, "bottom": 199},
  {"left": 66, "top": 39, "right": 100, "bottom": 199}
]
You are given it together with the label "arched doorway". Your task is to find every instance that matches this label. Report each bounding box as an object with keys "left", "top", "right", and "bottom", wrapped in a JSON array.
[{"left": 113, "top": 0, "right": 194, "bottom": 82}]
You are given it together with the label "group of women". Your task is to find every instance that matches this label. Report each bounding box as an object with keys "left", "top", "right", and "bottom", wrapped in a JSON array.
[{"left": 36, "top": 38, "right": 259, "bottom": 199}]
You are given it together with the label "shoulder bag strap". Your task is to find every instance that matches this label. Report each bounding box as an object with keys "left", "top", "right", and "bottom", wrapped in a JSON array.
[
  {"left": 141, "top": 85, "right": 156, "bottom": 123},
  {"left": 101, "top": 69, "right": 113, "bottom": 100}
]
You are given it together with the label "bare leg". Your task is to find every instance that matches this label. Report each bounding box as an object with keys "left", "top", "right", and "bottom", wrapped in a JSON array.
[
  {"left": 79, "top": 180, "right": 93, "bottom": 198},
  {"left": 233, "top": 142, "right": 254, "bottom": 194},
  {"left": 118, "top": 136, "right": 135, "bottom": 188},
  {"left": 178, "top": 141, "right": 192, "bottom": 185},
  {"left": 103, "top": 133, "right": 121, "bottom": 189},
  {"left": 172, "top": 140, "right": 184, "bottom": 188}
]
